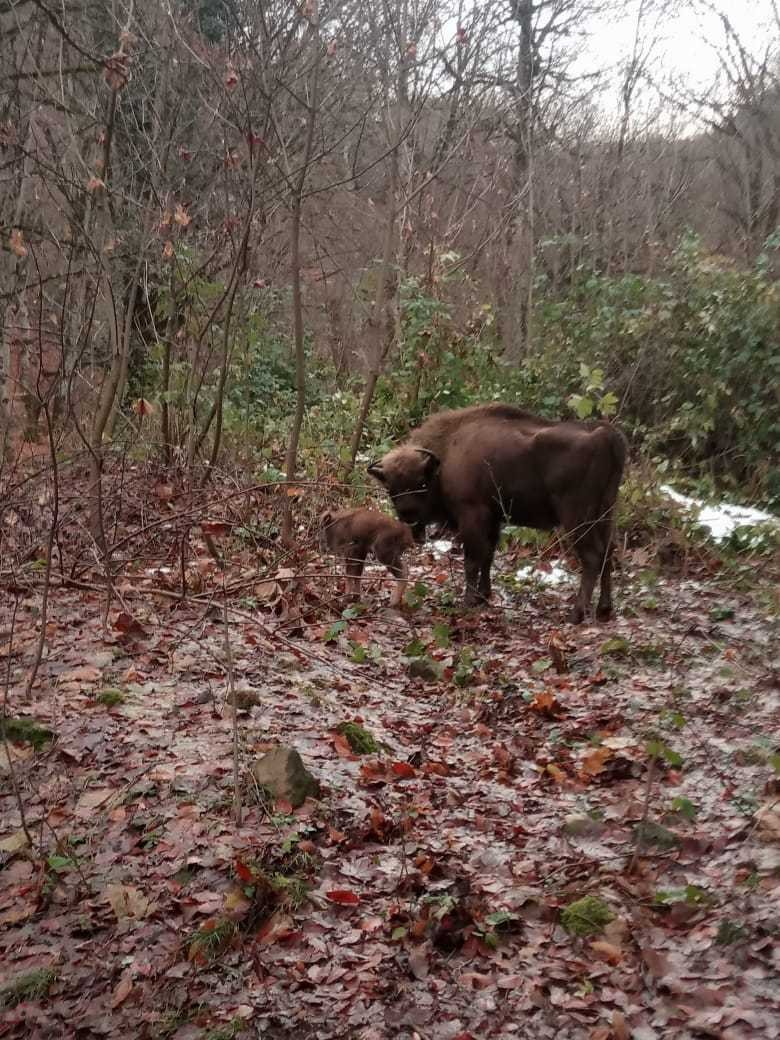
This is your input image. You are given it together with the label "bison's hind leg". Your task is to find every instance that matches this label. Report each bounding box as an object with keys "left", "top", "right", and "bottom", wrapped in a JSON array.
[
  {"left": 562, "top": 514, "right": 609, "bottom": 624},
  {"left": 595, "top": 544, "right": 614, "bottom": 621}
]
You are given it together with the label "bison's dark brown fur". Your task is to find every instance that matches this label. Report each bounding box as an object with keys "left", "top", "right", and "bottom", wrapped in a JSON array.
[
  {"left": 368, "top": 404, "right": 627, "bottom": 622},
  {"left": 319, "top": 508, "right": 415, "bottom": 607}
]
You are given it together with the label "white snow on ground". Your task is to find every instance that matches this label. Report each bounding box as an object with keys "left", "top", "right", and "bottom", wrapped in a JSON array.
[
  {"left": 515, "top": 562, "right": 573, "bottom": 586},
  {"left": 429, "top": 485, "right": 777, "bottom": 583},
  {"left": 660, "top": 485, "right": 779, "bottom": 541},
  {"left": 430, "top": 539, "right": 455, "bottom": 558}
]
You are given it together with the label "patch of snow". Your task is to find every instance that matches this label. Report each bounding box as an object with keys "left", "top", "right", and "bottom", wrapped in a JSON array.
[
  {"left": 660, "top": 485, "right": 778, "bottom": 541},
  {"left": 430, "top": 539, "right": 453, "bottom": 558},
  {"left": 515, "top": 562, "right": 573, "bottom": 587}
]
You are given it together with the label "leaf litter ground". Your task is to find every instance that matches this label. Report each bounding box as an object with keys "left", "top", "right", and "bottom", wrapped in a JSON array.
[{"left": 1, "top": 540, "right": 779, "bottom": 1040}]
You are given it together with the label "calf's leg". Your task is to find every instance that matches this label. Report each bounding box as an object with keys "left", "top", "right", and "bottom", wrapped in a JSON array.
[
  {"left": 375, "top": 545, "right": 408, "bottom": 608},
  {"left": 344, "top": 550, "right": 367, "bottom": 599}
]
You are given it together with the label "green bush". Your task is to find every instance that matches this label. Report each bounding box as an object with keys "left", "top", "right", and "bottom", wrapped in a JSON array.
[
  {"left": 367, "top": 233, "right": 779, "bottom": 508},
  {"left": 528, "top": 234, "right": 780, "bottom": 508}
]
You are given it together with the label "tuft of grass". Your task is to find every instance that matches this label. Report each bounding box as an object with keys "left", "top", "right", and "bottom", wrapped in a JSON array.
[
  {"left": 0, "top": 716, "right": 53, "bottom": 750},
  {"left": 716, "top": 919, "right": 749, "bottom": 946},
  {"left": 204, "top": 1019, "right": 244, "bottom": 1040},
  {"left": 96, "top": 688, "right": 126, "bottom": 707},
  {"left": 560, "top": 895, "right": 614, "bottom": 937},
  {"left": 634, "top": 821, "right": 680, "bottom": 849},
  {"left": 187, "top": 918, "right": 237, "bottom": 964},
  {"left": 270, "top": 872, "right": 310, "bottom": 911},
  {"left": 0, "top": 967, "right": 57, "bottom": 1008}
]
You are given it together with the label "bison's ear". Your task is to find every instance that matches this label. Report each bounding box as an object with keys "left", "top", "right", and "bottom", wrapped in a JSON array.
[
  {"left": 367, "top": 462, "right": 386, "bottom": 483},
  {"left": 415, "top": 448, "right": 440, "bottom": 480}
]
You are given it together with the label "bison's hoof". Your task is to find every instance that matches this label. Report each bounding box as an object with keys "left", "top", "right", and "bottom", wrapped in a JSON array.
[
  {"left": 596, "top": 603, "right": 613, "bottom": 622},
  {"left": 567, "top": 605, "right": 586, "bottom": 625}
]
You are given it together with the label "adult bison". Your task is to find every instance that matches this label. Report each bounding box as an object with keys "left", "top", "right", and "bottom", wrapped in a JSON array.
[{"left": 368, "top": 404, "right": 627, "bottom": 622}]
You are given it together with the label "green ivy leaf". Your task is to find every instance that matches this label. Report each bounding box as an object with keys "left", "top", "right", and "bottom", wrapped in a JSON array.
[{"left": 324, "top": 621, "right": 347, "bottom": 643}]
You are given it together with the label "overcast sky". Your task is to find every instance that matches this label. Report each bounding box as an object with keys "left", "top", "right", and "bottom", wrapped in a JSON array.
[{"left": 579, "top": 0, "right": 779, "bottom": 119}]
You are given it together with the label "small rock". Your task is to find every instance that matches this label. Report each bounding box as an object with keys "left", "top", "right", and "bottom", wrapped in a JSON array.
[
  {"left": 229, "top": 689, "right": 262, "bottom": 711},
  {"left": 250, "top": 746, "right": 320, "bottom": 808},
  {"left": 276, "top": 653, "right": 305, "bottom": 672},
  {"left": 563, "top": 814, "right": 605, "bottom": 838}
]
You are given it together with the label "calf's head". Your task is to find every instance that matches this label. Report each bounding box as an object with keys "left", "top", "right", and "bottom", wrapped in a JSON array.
[
  {"left": 318, "top": 510, "right": 335, "bottom": 554},
  {"left": 367, "top": 447, "right": 439, "bottom": 543}
]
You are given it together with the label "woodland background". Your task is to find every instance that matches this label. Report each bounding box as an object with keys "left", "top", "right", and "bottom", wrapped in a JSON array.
[
  {"left": 1, "top": 4, "right": 780, "bottom": 1039},
  {"left": 1, "top": 0, "right": 779, "bottom": 524}
]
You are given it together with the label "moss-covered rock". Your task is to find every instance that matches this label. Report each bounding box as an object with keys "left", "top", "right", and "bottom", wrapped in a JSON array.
[
  {"left": 560, "top": 895, "right": 614, "bottom": 937},
  {"left": 336, "top": 722, "right": 379, "bottom": 755}
]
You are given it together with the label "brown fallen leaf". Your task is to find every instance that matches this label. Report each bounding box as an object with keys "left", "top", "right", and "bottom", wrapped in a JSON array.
[
  {"left": 408, "top": 942, "right": 430, "bottom": 980},
  {"left": 256, "top": 911, "right": 296, "bottom": 945},
  {"left": 0, "top": 829, "right": 30, "bottom": 854},
  {"left": 76, "top": 788, "right": 116, "bottom": 815},
  {"left": 110, "top": 975, "right": 133, "bottom": 1008},
  {"left": 61, "top": 665, "right": 101, "bottom": 684},
  {"left": 590, "top": 939, "right": 623, "bottom": 965},
  {"left": 105, "top": 883, "right": 150, "bottom": 921},
  {"left": 580, "top": 746, "right": 613, "bottom": 778},
  {"left": 612, "top": 1011, "right": 630, "bottom": 1040},
  {"left": 530, "top": 690, "right": 562, "bottom": 715}
]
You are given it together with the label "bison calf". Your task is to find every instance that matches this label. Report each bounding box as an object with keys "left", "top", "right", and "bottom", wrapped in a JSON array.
[
  {"left": 319, "top": 508, "right": 414, "bottom": 608},
  {"left": 368, "top": 403, "right": 627, "bottom": 622}
]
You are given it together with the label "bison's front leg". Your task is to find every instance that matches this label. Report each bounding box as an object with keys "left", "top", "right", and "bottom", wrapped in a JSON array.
[{"left": 460, "top": 512, "right": 497, "bottom": 607}]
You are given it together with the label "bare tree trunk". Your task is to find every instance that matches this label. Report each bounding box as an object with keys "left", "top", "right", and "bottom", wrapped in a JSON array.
[
  {"left": 281, "top": 24, "right": 322, "bottom": 545},
  {"left": 0, "top": 136, "right": 34, "bottom": 455},
  {"left": 344, "top": 148, "right": 401, "bottom": 475}
]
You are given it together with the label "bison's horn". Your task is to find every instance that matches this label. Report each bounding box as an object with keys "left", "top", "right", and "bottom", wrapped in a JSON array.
[{"left": 367, "top": 461, "right": 384, "bottom": 480}]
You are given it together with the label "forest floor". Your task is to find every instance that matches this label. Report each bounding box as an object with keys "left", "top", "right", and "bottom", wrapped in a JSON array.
[{"left": 1, "top": 485, "right": 779, "bottom": 1040}]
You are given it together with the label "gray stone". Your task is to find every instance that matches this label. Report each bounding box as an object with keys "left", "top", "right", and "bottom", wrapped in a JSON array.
[
  {"left": 563, "top": 813, "right": 606, "bottom": 838},
  {"left": 250, "top": 746, "right": 320, "bottom": 807}
]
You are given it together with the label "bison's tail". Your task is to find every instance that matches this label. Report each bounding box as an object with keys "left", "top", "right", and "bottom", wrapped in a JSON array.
[
  {"left": 607, "top": 423, "right": 628, "bottom": 480},
  {"left": 597, "top": 424, "right": 629, "bottom": 532}
]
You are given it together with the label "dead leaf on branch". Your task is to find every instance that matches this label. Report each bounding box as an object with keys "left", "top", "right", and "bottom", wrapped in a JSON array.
[
  {"left": 104, "top": 51, "right": 131, "bottom": 91},
  {"left": 9, "top": 228, "right": 27, "bottom": 258},
  {"left": 132, "top": 398, "right": 154, "bottom": 416}
]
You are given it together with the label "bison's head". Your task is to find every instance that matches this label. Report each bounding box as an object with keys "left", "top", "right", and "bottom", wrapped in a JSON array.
[
  {"left": 318, "top": 510, "right": 334, "bottom": 554},
  {"left": 367, "top": 446, "right": 439, "bottom": 544}
]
